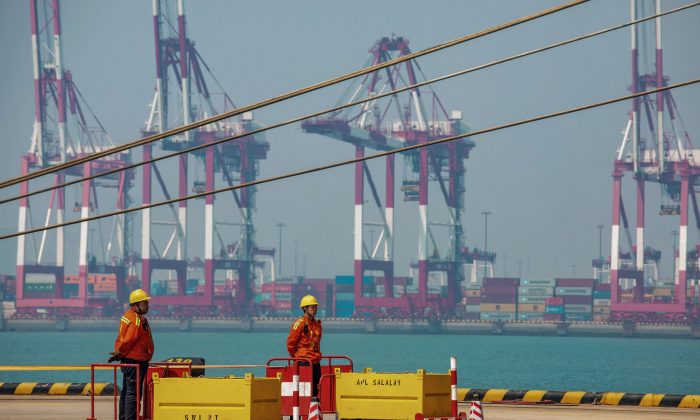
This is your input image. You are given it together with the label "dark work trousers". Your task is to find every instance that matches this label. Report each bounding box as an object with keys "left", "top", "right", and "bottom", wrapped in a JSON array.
[
  {"left": 119, "top": 358, "right": 149, "bottom": 420},
  {"left": 299, "top": 361, "right": 322, "bottom": 397}
]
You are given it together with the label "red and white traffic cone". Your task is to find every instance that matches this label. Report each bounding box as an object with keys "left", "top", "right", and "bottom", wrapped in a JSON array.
[
  {"left": 307, "top": 396, "right": 320, "bottom": 420},
  {"left": 467, "top": 399, "right": 483, "bottom": 420}
]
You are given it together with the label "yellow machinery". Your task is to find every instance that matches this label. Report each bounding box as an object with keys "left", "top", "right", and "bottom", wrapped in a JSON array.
[
  {"left": 151, "top": 373, "right": 280, "bottom": 420},
  {"left": 334, "top": 367, "right": 451, "bottom": 419}
]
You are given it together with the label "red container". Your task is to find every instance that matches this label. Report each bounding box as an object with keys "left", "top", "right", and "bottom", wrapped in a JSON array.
[
  {"left": 483, "top": 278, "right": 519, "bottom": 287},
  {"left": 595, "top": 283, "right": 611, "bottom": 292},
  {"left": 556, "top": 278, "right": 594, "bottom": 287},
  {"left": 563, "top": 295, "right": 593, "bottom": 304},
  {"left": 545, "top": 297, "right": 564, "bottom": 305},
  {"left": 465, "top": 297, "right": 481, "bottom": 305},
  {"left": 481, "top": 287, "right": 517, "bottom": 295},
  {"left": 262, "top": 283, "right": 294, "bottom": 292},
  {"left": 480, "top": 294, "right": 517, "bottom": 304},
  {"left": 544, "top": 313, "right": 563, "bottom": 321}
]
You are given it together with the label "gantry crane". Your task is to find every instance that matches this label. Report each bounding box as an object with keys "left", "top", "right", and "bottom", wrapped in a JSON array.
[
  {"left": 139, "top": 0, "right": 270, "bottom": 316},
  {"left": 302, "top": 35, "right": 488, "bottom": 318}
]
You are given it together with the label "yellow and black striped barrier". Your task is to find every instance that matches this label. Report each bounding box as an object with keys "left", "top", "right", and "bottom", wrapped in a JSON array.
[
  {"left": 0, "top": 382, "right": 117, "bottom": 395},
  {"left": 458, "top": 388, "right": 700, "bottom": 408}
]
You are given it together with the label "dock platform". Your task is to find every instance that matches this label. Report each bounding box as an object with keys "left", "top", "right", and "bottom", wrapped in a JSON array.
[{"left": 2, "top": 395, "right": 698, "bottom": 419}]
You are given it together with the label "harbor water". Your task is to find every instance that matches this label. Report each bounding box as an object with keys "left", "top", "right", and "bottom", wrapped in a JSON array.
[{"left": 1, "top": 331, "right": 698, "bottom": 395}]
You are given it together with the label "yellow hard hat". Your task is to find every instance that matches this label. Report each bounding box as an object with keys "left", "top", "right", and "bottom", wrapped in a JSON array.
[
  {"left": 129, "top": 289, "right": 151, "bottom": 305},
  {"left": 299, "top": 294, "right": 319, "bottom": 308}
]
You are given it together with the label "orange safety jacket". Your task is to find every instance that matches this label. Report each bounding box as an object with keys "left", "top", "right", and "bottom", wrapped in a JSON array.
[
  {"left": 286, "top": 315, "right": 322, "bottom": 364},
  {"left": 114, "top": 307, "right": 154, "bottom": 362}
]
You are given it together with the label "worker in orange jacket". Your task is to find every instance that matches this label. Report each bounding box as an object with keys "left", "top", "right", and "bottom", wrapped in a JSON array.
[
  {"left": 109, "top": 289, "right": 154, "bottom": 420},
  {"left": 286, "top": 294, "right": 323, "bottom": 397}
]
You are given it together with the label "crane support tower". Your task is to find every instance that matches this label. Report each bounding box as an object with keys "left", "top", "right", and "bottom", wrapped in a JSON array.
[
  {"left": 302, "top": 35, "right": 487, "bottom": 318},
  {"left": 141, "top": 0, "right": 270, "bottom": 316},
  {"left": 610, "top": 0, "right": 699, "bottom": 322},
  {"left": 16, "top": 0, "right": 132, "bottom": 316}
]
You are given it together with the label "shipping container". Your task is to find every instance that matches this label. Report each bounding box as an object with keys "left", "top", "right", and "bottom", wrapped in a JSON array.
[
  {"left": 556, "top": 287, "right": 593, "bottom": 296},
  {"left": 480, "top": 312, "right": 516, "bottom": 321},
  {"left": 545, "top": 297, "right": 564, "bottom": 305},
  {"left": 464, "top": 289, "right": 481, "bottom": 297},
  {"left": 593, "top": 290, "right": 611, "bottom": 299},
  {"left": 465, "top": 297, "right": 481, "bottom": 305},
  {"left": 483, "top": 278, "right": 519, "bottom": 287},
  {"left": 519, "top": 296, "right": 547, "bottom": 304},
  {"left": 593, "top": 306, "right": 611, "bottom": 314},
  {"left": 481, "top": 286, "right": 518, "bottom": 295},
  {"left": 545, "top": 305, "right": 564, "bottom": 314},
  {"left": 593, "top": 299, "right": 611, "bottom": 306},
  {"left": 517, "top": 287, "right": 554, "bottom": 296},
  {"left": 653, "top": 288, "right": 674, "bottom": 297},
  {"left": 563, "top": 295, "right": 593, "bottom": 305},
  {"left": 566, "top": 313, "right": 593, "bottom": 321},
  {"left": 464, "top": 304, "right": 481, "bottom": 313},
  {"left": 595, "top": 283, "right": 611, "bottom": 292},
  {"left": 480, "top": 303, "right": 516, "bottom": 312},
  {"left": 335, "top": 275, "right": 355, "bottom": 285},
  {"left": 335, "top": 284, "right": 354, "bottom": 293},
  {"left": 520, "top": 278, "right": 556, "bottom": 287},
  {"left": 556, "top": 279, "right": 595, "bottom": 287},
  {"left": 480, "top": 295, "right": 517, "bottom": 304},
  {"left": 261, "top": 283, "right": 293, "bottom": 292},
  {"left": 544, "top": 313, "right": 563, "bottom": 321},
  {"left": 593, "top": 314, "right": 609, "bottom": 322},
  {"left": 517, "top": 304, "right": 545, "bottom": 312},
  {"left": 518, "top": 312, "right": 545, "bottom": 321},
  {"left": 336, "top": 292, "right": 355, "bottom": 302},
  {"left": 565, "top": 304, "right": 592, "bottom": 313}
]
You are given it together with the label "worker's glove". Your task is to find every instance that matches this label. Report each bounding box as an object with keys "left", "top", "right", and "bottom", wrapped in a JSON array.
[{"left": 107, "top": 352, "right": 121, "bottom": 363}]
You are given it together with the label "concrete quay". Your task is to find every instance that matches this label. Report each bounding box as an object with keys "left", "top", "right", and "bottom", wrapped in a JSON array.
[
  {"left": 1, "top": 316, "right": 697, "bottom": 338},
  {"left": 1, "top": 396, "right": 699, "bottom": 419}
]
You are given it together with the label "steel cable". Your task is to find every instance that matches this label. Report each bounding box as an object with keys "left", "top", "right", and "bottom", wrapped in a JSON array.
[
  {"left": 0, "top": 0, "right": 588, "bottom": 190},
  {"left": 3, "top": 0, "right": 696, "bottom": 206},
  {"left": 1, "top": 78, "right": 697, "bottom": 241}
]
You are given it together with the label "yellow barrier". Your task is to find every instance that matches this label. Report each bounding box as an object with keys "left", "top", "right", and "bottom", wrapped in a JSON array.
[
  {"left": 151, "top": 373, "right": 280, "bottom": 420},
  {"left": 334, "top": 367, "right": 451, "bottom": 419}
]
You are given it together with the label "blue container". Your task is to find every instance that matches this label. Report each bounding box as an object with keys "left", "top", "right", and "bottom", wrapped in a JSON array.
[
  {"left": 335, "top": 309, "right": 355, "bottom": 318},
  {"left": 566, "top": 313, "right": 593, "bottom": 321},
  {"left": 335, "top": 275, "right": 355, "bottom": 285},
  {"left": 336, "top": 292, "right": 355, "bottom": 302},
  {"left": 336, "top": 300, "right": 355, "bottom": 309},
  {"left": 545, "top": 305, "right": 564, "bottom": 314},
  {"left": 593, "top": 291, "right": 611, "bottom": 299}
]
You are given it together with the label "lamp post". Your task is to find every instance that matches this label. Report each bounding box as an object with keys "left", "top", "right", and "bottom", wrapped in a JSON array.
[
  {"left": 597, "top": 224, "right": 604, "bottom": 282},
  {"left": 294, "top": 240, "right": 299, "bottom": 279},
  {"left": 276, "top": 222, "right": 285, "bottom": 278},
  {"left": 481, "top": 211, "right": 491, "bottom": 280},
  {"left": 517, "top": 260, "right": 523, "bottom": 278},
  {"left": 503, "top": 254, "right": 508, "bottom": 277},
  {"left": 572, "top": 264, "right": 577, "bottom": 278}
]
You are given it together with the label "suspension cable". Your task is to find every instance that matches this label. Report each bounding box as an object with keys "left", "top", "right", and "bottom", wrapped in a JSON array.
[
  {"left": 0, "top": 0, "right": 588, "bottom": 190},
  {"left": 2, "top": 78, "right": 697, "bottom": 241},
  {"left": 4, "top": 1, "right": 696, "bottom": 206}
]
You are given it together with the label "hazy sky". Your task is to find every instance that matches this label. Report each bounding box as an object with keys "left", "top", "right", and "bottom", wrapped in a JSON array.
[{"left": 0, "top": 1, "right": 698, "bottom": 281}]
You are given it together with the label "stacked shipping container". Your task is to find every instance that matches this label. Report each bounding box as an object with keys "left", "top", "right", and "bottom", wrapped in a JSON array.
[
  {"left": 556, "top": 278, "right": 594, "bottom": 321},
  {"left": 463, "top": 285, "right": 481, "bottom": 320},
  {"left": 480, "top": 278, "right": 518, "bottom": 321},
  {"left": 592, "top": 283, "right": 611, "bottom": 322},
  {"left": 335, "top": 275, "right": 355, "bottom": 317},
  {"left": 517, "top": 279, "right": 555, "bottom": 321}
]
